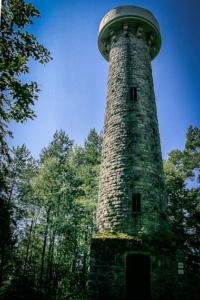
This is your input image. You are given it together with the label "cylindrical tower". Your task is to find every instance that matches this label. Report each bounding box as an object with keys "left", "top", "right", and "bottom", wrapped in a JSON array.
[
  {"left": 97, "top": 5, "right": 166, "bottom": 236},
  {"left": 89, "top": 7, "right": 181, "bottom": 299}
]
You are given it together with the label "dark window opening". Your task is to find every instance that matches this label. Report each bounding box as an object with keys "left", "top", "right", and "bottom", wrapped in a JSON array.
[
  {"left": 152, "top": 127, "right": 156, "bottom": 137},
  {"left": 132, "top": 193, "right": 141, "bottom": 212},
  {"left": 130, "top": 87, "right": 137, "bottom": 101}
]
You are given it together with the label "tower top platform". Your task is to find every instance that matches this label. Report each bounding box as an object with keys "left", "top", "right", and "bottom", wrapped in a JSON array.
[{"left": 98, "top": 5, "right": 161, "bottom": 61}]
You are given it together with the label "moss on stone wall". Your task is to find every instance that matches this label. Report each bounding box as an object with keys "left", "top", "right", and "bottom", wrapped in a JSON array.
[{"left": 94, "top": 230, "right": 139, "bottom": 241}]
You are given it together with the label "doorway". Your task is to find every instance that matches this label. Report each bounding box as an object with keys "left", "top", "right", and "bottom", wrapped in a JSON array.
[{"left": 126, "top": 253, "right": 151, "bottom": 300}]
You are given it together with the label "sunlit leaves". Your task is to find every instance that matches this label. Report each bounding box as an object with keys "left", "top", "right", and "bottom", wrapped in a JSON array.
[
  {"left": 164, "top": 126, "right": 200, "bottom": 285},
  {"left": 1, "top": 129, "right": 102, "bottom": 298},
  {"left": 0, "top": 1, "right": 52, "bottom": 293},
  {"left": 0, "top": 0, "right": 52, "bottom": 163}
]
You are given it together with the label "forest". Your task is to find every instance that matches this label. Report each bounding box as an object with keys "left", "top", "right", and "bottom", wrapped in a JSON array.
[
  {"left": 0, "top": 126, "right": 200, "bottom": 299},
  {"left": 0, "top": 1, "right": 200, "bottom": 299},
  {"left": 1, "top": 127, "right": 102, "bottom": 299}
]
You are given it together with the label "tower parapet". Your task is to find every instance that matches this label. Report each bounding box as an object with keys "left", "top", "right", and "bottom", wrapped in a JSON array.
[{"left": 98, "top": 5, "right": 161, "bottom": 61}]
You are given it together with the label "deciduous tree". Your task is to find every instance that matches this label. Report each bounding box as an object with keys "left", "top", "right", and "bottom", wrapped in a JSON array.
[
  {"left": 164, "top": 126, "right": 200, "bottom": 297},
  {"left": 0, "top": 1, "right": 52, "bottom": 292}
]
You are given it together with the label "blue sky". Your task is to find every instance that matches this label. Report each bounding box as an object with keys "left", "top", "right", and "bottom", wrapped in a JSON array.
[{"left": 8, "top": 0, "right": 200, "bottom": 159}]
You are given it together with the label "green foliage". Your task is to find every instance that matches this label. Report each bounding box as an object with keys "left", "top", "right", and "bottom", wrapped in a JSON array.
[
  {"left": 40, "top": 130, "right": 73, "bottom": 163},
  {"left": 0, "top": 144, "right": 39, "bottom": 297},
  {"left": 84, "top": 128, "right": 103, "bottom": 165},
  {"left": 0, "top": 1, "right": 51, "bottom": 292},
  {"left": 184, "top": 125, "right": 200, "bottom": 182},
  {"left": 164, "top": 126, "right": 200, "bottom": 296},
  {"left": 1, "top": 129, "right": 102, "bottom": 299},
  {"left": 2, "top": 117, "right": 200, "bottom": 299},
  {"left": 1, "top": 0, "right": 52, "bottom": 124},
  {"left": 141, "top": 226, "right": 178, "bottom": 254}
]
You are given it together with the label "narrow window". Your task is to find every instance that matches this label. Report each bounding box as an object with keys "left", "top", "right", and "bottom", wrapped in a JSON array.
[
  {"left": 130, "top": 87, "right": 137, "bottom": 102},
  {"left": 132, "top": 193, "right": 141, "bottom": 212}
]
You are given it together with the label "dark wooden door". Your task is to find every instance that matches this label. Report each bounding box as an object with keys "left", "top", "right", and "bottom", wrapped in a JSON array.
[{"left": 126, "top": 254, "right": 151, "bottom": 300}]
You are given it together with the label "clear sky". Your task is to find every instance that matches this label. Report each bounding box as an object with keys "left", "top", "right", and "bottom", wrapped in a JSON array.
[{"left": 8, "top": 0, "right": 200, "bottom": 160}]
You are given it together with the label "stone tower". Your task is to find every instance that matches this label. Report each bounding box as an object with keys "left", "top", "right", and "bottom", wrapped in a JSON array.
[
  {"left": 96, "top": 5, "right": 166, "bottom": 236},
  {"left": 88, "top": 5, "right": 175, "bottom": 300}
]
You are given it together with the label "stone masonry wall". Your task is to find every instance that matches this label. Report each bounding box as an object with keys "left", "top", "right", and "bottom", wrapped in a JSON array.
[
  {"left": 88, "top": 238, "right": 187, "bottom": 300},
  {"left": 97, "top": 30, "right": 166, "bottom": 235}
]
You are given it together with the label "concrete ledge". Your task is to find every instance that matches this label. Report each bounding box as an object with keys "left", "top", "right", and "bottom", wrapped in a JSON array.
[{"left": 98, "top": 5, "right": 161, "bottom": 61}]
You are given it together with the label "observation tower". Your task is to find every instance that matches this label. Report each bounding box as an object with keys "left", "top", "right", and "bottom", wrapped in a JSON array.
[
  {"left": 97, "top": 5, "right": 165, "bottom": 236},
  {"left": 88, "top": 5, "right": 180, "bottom": 300}
]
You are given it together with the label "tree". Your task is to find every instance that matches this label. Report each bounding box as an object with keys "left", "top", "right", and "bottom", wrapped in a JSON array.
[
  {"left": 0, "top": 0, "right": 52, "bottom": 295},
  {"left": 84, "top": 128, "right": 103, "bottom": 165},
  {"left": 1, "top": 0, "right": 52, "bottom": 125},
  {"left": 0, "top": 0, "right": 52, "bottom": 176},
  {"left": 0, "top": 129, "right": 101, "bottom": 299},
  {"left": 183, "top": 125, "right": 200, "bottom": 182},
  {"left": 164, "top": 126, "right": 200, "bottom": 298},
  {"left": 0, "top": 145, "right": 39, "bottom": 298},
  {"left": 40, "top": 130, "right": 73, "bottom": 164}
]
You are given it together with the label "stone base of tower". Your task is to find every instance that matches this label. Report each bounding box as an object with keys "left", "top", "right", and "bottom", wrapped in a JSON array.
[{"left": 88, "top": 237, "right": 187, "bottom": 300}]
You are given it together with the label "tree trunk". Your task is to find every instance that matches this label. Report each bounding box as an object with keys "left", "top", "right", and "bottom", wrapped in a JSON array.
[{"left": 38, "top": 206, "right": 51, "bottom": 288}]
